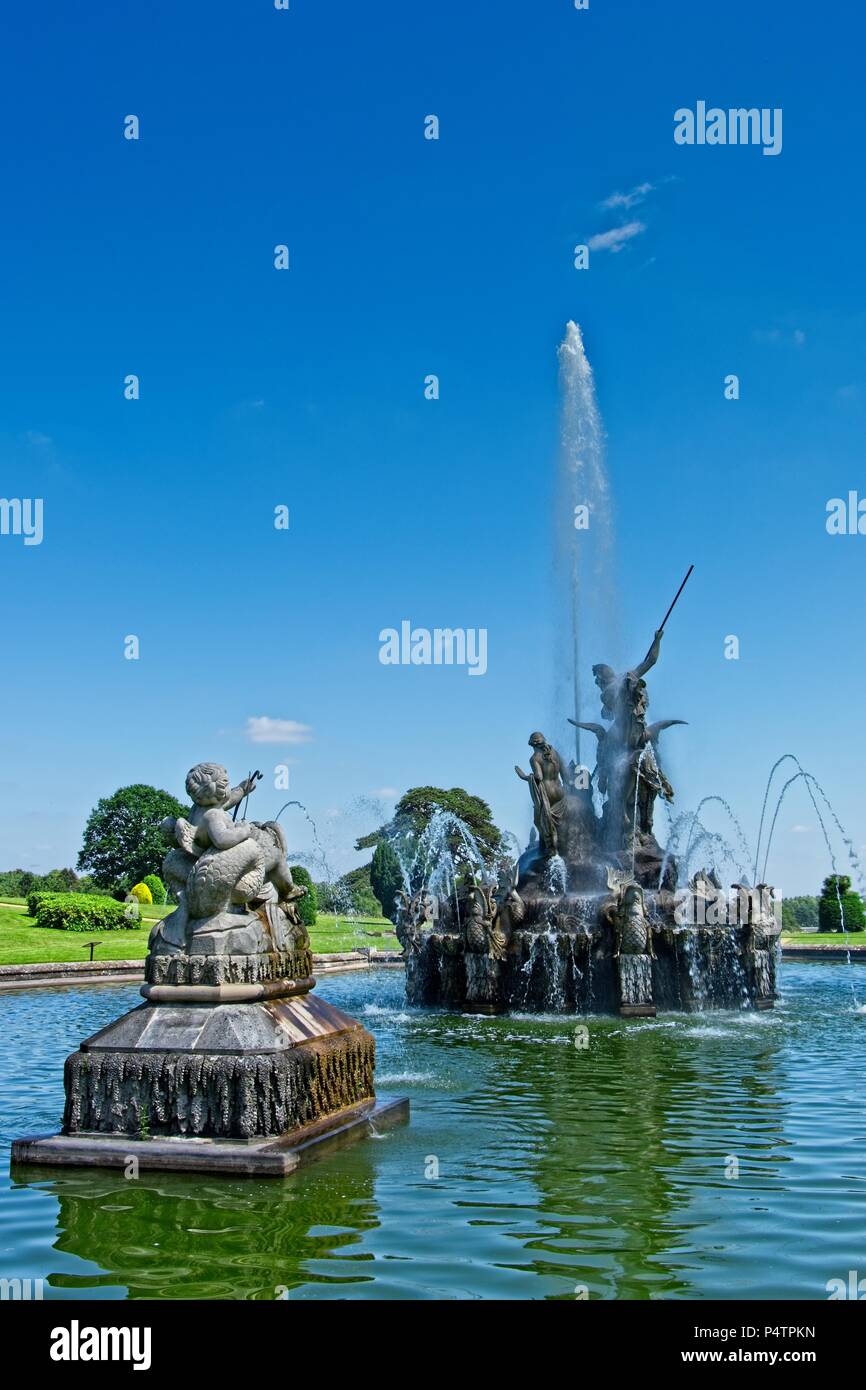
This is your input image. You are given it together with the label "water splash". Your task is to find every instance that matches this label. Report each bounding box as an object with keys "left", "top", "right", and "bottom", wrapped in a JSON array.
[
  {"left": 682, "top": 796, "right": 753, "bottom": 882},
  {"left": 272, "top": 799, "right": 361, "bottom": 939}
]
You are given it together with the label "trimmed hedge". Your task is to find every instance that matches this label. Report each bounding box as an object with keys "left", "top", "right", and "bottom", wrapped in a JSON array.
[
  {"left": 27, "top": 890, "right": 61, "bottom": 918},
  {"left": 289, "top": 866, "right": 318, "bottom": 927},
  {"left": 142, "top": 873, "right": 167, "bottom": 904},
  {"left": 129, "top": 881, "right": 153, "bottom": 904},
  {"left": 31, "top": 892, "right": 140, "bottom": 932}
]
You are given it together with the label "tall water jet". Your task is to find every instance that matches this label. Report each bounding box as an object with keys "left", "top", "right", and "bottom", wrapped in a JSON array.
[{"left": 555, "top": 322, "right": 618, "bottom": 768}]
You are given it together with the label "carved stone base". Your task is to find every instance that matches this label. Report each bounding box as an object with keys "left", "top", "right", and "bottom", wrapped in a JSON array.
[
  {"left": 615, "top": 954, "right": 655, "bottom": 1016},
  {"left": 144, "top": 947, "right": 313, "bottom": 987},
  {"left": 61, "top": 991, "right": 375, "bottom": 1141},
  {"left": 464, "top": 954, "right": 505, "bottom": 1014},
  {"left": 146, "top": 899, "right": 312, "bottom": 986},
  {"left": 13, "top": 1096, "right": 409, "bottom": 1177}
]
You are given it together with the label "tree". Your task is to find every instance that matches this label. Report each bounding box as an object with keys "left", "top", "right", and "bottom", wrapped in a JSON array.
[
  {"left": 0, "top": 868, "right": 36, "bottom": 897},
  {"left": 77, "top": 784, "right": 187, "bottom": 891},
  {"left": 42, "top": 867, "right": 79, "bottom": 892},
  {"left": 357, "top": 786, "right": 504, "bottom": 882},
  {"left": 818, "top": 875, "right": 866, "bottom": 934},
  {"left": 370, "top": 840, "right": 403, "bottom": 922},
  {"left": 317, "top": 867, "right": 383, "bottom": 917},
  {"left": 781, "top": 895, "right": 819, "bottom": 933},
  {"left": 289, "top": 865, "right": 318, "bottom": 927}
]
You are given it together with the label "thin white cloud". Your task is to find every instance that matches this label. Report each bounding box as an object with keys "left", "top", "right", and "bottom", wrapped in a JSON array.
[
  {"left": 245, "top": 716, "right": 313, "bottom": 745},
  {"left": 371, "top": 786, "right": 398, "bottom": 799},
  {"left": 601, "top": 181, "right": 654, "bottom": 211},
  {"left": 790, "top": 824, "right": 811, "bottom": 834},
  {"left": 753, "top": 328, "right": 806, "bottom": 346},
  {"left": 587, "top": 221, "right": 646, "bottom": 254}
]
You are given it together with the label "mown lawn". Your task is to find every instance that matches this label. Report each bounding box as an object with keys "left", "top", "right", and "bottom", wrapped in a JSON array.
[
  {"left": 781, "top": 931, "right": 866, "bottom": 946},
  {"left": 0, "top": 904, "right": 399, "bottom": 965}
]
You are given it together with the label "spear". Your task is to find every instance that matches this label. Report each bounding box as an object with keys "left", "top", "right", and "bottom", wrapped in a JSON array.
[
  {"left": 657, "top": 564, "right": 694, "bottom": 634},
  {"left": 232, "top": 769, "right": 263, "bottom": 822}
]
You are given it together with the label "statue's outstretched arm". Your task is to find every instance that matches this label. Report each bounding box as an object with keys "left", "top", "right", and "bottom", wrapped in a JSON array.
[
  {"left": 224, "top": 780, "right": 253, "bottom": 810},
  {"left": 633, "top": 629, "right": 663, "bottom": 679},
  {"left": 203, "top": 808, "right": 253, "bottom": 850}
]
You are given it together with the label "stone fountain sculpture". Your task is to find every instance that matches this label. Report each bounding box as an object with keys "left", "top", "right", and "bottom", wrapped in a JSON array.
[
  {"left": 398, "top": 572, "right": 781, "bottom": 1018},
  {"left": 13, "top": 763, "right": 408, "bottom": 1177}
]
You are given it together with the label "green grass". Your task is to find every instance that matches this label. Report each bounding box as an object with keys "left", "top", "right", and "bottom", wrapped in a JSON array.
[
  {"left": 781, "top": 931, "right": 866, "bottom": 946},
  {"left": 310, "top": 913, "right": 400, "bottom": 954},
  {"left": 0, "top": 903, "right": 399, "bottom": 966}
]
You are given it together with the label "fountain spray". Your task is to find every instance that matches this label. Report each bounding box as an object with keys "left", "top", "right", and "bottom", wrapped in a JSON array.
[{"left": 556, "top": 321, "right": 613, "bottom": 768}]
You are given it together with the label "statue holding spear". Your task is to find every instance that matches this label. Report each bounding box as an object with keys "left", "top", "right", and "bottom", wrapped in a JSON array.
[
  {"left": 569, "top": 566, "right": 693, "bottom": 851},
  {"left": 584, "top": 565, "right": 694, "bottom": 725}
]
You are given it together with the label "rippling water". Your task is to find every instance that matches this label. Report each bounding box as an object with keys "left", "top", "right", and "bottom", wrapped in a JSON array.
[{"left": 2, "top": 963, "right": 865, "bottom": 1300}]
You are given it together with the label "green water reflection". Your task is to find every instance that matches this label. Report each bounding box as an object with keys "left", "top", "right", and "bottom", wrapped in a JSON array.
[{"left": 3, "top": 964, "right": 865, "bottom": 1299}]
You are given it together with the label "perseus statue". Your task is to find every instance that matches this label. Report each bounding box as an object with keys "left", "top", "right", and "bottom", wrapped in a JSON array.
[
  {"left": 592, "top": 566, "right": 694, "bottom": 724},
  {"left": 592, "top": 629, "right": 663, "bottom": 724}
]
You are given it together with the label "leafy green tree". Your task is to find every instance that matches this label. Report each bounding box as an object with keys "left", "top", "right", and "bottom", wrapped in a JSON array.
[
  {"left": 781, "top": 895, "right": 819, "bottom": 933},
  {"left": 40, "top": 867, "right": 80, "bottom": 893},
  {"left": 818, "top": 875, "right": 866, "bottom": 933},
  {"left": 370, "top": 840, "right": 403, "bottom": 922},
  {"left": 0, "top": 868, "right": 36, "bottom": 897},
  {"left": 289, "top": 865, "right": 318, "bottom": 927},
  {"left": 77, "top": 784, "right": 186, "bottom": 891},
  {"left": 316, "top": 862, "right": 383, "bottom": 917},
  {"left": 357, "top": 786, "right": 504, "bottom": 884},
  {"left": 1, "top": 867, "right": 83, "bottom": 898}
]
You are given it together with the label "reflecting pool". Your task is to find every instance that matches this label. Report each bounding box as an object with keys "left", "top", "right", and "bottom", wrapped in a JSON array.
[{"left": 2, "top": 963, "right": 865, "bottom": 1299}]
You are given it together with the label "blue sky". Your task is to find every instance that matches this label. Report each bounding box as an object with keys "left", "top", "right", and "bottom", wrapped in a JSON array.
[{"left": 1, "top": 0, "right": 864, "bottom": 896}]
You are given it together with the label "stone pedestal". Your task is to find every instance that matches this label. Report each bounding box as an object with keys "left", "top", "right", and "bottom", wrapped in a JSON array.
[
  {"left": 63, "top": 986, "right": 375, "bottom": 1140},
  {"left": 464, "top": 953, "right": 505, "bottom": 1015},
  {"left": 616, "top": 954, "right": 656, "bottom": 1018},
  {"left": 12, "top": 973, "right": 408, "bottom": 1174},
  {"left": 748, "top": 946, "right": 776, "bottom": 1010},
  {"left": 12, "top": 759, "right": 409, "bottom": 1173},
  {"left": 13, "top": 930, "right": 407, "bottom": 1175}
]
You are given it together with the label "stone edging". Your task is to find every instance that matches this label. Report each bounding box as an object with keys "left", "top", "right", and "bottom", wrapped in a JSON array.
[
  {"left": 781, "top": 944, "right": 866, "bottom": 959},
  {"left": 0, "top": 950, "right": 405, "bottom": 990}
]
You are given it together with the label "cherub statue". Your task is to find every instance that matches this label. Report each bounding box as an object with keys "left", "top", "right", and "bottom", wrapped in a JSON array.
[{"left": 161, "top": 762, "right": 304, "bottom": 924}]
